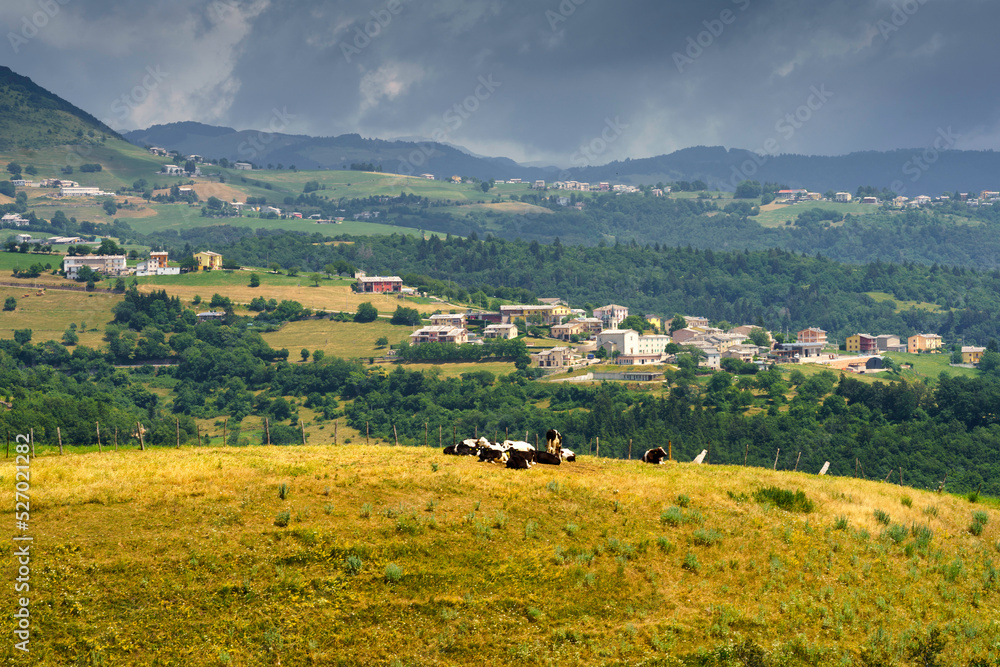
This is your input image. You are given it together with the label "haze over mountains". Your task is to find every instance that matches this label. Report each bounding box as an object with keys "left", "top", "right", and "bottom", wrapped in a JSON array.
[{"left": 125, "top": 121, "right": 1000, "bottom": 195}]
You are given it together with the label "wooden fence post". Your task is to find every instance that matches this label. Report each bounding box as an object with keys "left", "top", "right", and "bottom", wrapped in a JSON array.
[
  {"left": 366, "top": 421, "right": 370, "bottom": 445},
  {"left": 439, "top": 425, "right": 442, "bottom": 448},
  {"left": 137, "top": 423, "right": 145, "bottom": 451},
  {"left": 175, "top": 418, "right": 180, "bottom": 448},
  {"left": 57, "top": 426, "right": 63, "bottom": 455},
  {"left": 197, "top": 425, "right": 202, "bottom": 447},
  {"left": 223, "top": 419, "right": 227, "bottom": 447},
  {"left": 265, "top": 417, "right": 271, "bottom": 446},
  {"left": 744, "top": 442, "right": 749, "bottom": 466},
  {"left": 424, "top": 422, "right": 428, "bottom": 448},
  {"left": 452, "top": 424, "right": 456, "bottom": 446},
  {"left": 668, "top": 440, "right": 672, "bottom": 462},
  {"left": 794, "top": 451, "right": 801, "bottom": 472},
  {"left": 628, "top": 439, "right": 632, "bottom": 460},
  {"left": 96, "top": 422, "right": 102, "bottom": 453},
  {"left": 114, "top": 428, "right": 118, "bottom": 452},
  {"left": 773, "top": 448, "right": 780, "bottom": 470},
  {"left": 5, "top": 431, "right": 8, "bottom": 459},
  {"left": 596, "top": 436, "right": 600, "bottom": 459},
  {"left": 335, "top": 421, "right": 338, "bottom": 445},
  {"left": 300, "top": 419, "right": 306, "bottom": 445},
  {"left": 706, "top": 443, "right": 710, "bottom": 465},
  {"left": 899, "top": 467, "right": 903, "bottom": 486},
  {"left": 393, "top": 424, "right": 398, "bottom": 447}
]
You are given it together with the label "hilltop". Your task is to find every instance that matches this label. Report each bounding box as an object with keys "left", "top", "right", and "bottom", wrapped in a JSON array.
[
  {"left": 15, "top": 444, "right": 1000, "bottom": 665},
  {"left": 0, "top": 66, "right": 121, "bottom": 151}
]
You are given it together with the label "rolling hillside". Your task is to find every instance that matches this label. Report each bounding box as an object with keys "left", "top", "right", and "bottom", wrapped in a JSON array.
[{"left": 13, "top": 444, "right": 1000, "bottom": 665}]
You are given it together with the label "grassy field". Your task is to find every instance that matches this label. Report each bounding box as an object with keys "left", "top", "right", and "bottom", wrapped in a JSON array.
[
  {"left": 754, "top": 201, "right": 880, "bottom": 228},
  {"left": 865, "top": 291, "right": 946, "bottom": 313},
  {"left": 378, "top": 360, "right": 517, "bottom": 378},
  {"left": 12, "top": 445, "right": 999, "bottom": 665},
  {"left": 137, "top": 271, "right": 445, "bottom": 315},
  {"left": 262, "top": 319, "right": 415, "bottom": 359},
  {"left": 886, "top": 351, "right": 978, "bottom": 382},
  {"left": 0, "top": 285, "right": 117, "bottom": 346}
]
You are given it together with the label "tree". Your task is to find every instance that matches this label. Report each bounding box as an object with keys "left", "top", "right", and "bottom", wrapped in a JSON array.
[
  {"left": 354, "top": 302, "right": 379, "bottom": 323},
  {"left": 390, "top": 306, "right": 421, "bottom": 326},
  {"left": 734, "top": 180, "right": 762, "bottom": 199},
  {"left": 6, "top": 162, "right": 22, "bottom": 176},
  {"left": 376, "top": 336, "right": 389, "bottom": 348},
  {"left": 748, "top": 327, "right": 771, "bottom": 348},
  {"left": 480, "top": 181, "right": 491, "bottom": 193},
  {"left": 620, "top": 315, "right": 650, "bottom": 333},
  {"left": 249, "top": 273, "right": 260, "bottom": 288},
  {"left": 14, "top": 329, "right": 31, "bottom": 345},
  {"left": 103, "top": 199, "right": 118, "bottom": 216},
  {"left": 62, "top": 328, "right": 78, "bottom": 346},
  {"left": 312, "top": 350, "right": 325, "bottom": 363},
  {"left": 669, "top": 315, "right": 688, "bottom": 334},
  {"left": 300, "top": 348, "right": 310, "bottom": 362},
  {"left": 3, "top": 296, "right": 15, "bottom": 311},
  {"left": 309, "top": 273, "right": 322, "bottom": 286}
]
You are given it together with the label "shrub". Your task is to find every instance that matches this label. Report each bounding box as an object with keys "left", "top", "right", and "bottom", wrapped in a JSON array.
[
  {"left": 682, "top": 552, "right": 700, "bottom": 573},
  {"left": 657, "top": 536, "right": 675, "bottom": 553},
  {"left": 882, "top": 524, "right": 908, "bottom": 544},
  {"left": 911, "top": 524, "right": 933, "bottom": 549},
  {"left": 563, "top": 523, "right": 580, "bottom": 537},
  {"left": 676, "top": 493, "right": 691, "bottom": 508},
  {"left": 874, "top": 509, "right": 891, "bottom": 525},
  {"left": 274, "top": 510, "right": 290, "bottom": 527},
  {"left": 973, "top": 511, "right": 989, "bottom": 527},
  {"left": 343, "top": 555, "right": 363, "bottom": 575},
  {"left": 278, "top": 483, "right": 289, "bottom": 500},
  {"left": 968, "top": 490, "right": 980, "bottom": 503},
  {"left": 834, "top": 516, "right": 849, "bottom": 530},
  {"left": 901, "top": 496, "right": 912, "bottom": 508},
  {"left": 753, "top": 487, "right": 814, "bottom": 513},
  {"left": 360, "top": 503, "right": 372, "bottom": 518},
  {"left": 923, "top": 505, "right": 938, "bottom": 518},
  {"left": 384, "top": 563, "right": 402, "bottom": 583},
  {"left": 660, "top": 506, "right": 684, "bottom": 527},
  {"left": 692, "top": 528, "right": 723, "bottom": 547}
]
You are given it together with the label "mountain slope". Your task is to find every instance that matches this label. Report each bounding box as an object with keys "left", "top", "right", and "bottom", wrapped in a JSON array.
[{"left": 0, "top": 66, "right": 122, "bottom": 150}]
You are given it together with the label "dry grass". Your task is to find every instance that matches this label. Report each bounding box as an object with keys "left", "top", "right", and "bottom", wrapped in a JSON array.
[
  {"left": 15, "top": 445, "right": 1000, "bottom": 665},
  {"left": 378, "top": 360, "right": 517, "bottom": 378},
  {"left": 0, "top": 286, "right": 118, "bottom": 346},
  {"left": 139, "top": 276, "right": 445, "bottom": 315},
  {"left": 262, "top": 319, "right": 413, "bottom": 359}
]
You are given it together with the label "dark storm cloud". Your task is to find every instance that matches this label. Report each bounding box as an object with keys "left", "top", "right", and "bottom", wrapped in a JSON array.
[{"left": 4, "top": 0, "right": 999, "bottom": 163}]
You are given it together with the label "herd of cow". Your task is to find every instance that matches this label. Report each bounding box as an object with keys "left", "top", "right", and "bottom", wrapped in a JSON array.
[
  {"left": 443, "top": 429, "right": 576, "bottom": 469},
  {"left": 443, "top": 430, "right": 703, "bottom": 470}
]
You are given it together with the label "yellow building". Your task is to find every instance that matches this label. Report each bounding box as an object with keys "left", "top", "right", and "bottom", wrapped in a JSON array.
[
  {"left": 962, "top": 346, "right": 986, "bottom": 364},
  {"left": 194, "top": 250, "right": 223, "bottom": 271},
  {"left": 907, "top": 333, "right": 943, "bottom": 354}
]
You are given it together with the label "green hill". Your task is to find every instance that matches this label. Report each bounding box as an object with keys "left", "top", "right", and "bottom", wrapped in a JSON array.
[
  {"left": 0, "top": 66, "right": 121, "bottom": 151},
  {"left": 14, "top": 445, "right": 1000, "bottom": 665}
]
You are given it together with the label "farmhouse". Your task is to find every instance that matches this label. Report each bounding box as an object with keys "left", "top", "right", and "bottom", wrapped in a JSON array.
[
  {"left": 962, "top": 346, "right": 986, "bottom": 365},
  {"left": 409, "top": 326, "right": 469, "bottom": 346},
  {"left": 63, "top": 255, "right": 127, "bottom": 279},
  {"left": 355, "top": 275, "right": 403, "bottom": 294},
  {"left": 2, "top": 213, "right": 28, "bottom": 227}
]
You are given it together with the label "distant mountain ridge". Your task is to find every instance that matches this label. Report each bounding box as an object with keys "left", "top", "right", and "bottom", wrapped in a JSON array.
[{"left": 126, "top": 122, "right": 1000, "bottom": 194}]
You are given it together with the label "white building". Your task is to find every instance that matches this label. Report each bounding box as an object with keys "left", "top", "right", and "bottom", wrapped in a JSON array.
[
  {"left": 60, "top": 186, "right": 108, "bottom": 197},
  {"left": 134, "top": 260, "right": 180, "bottom": 277},
  {"left": 483, "top": 323, "right": 518, "bottom": 340},
  {"left": 593, "top": 304, "right": 629, "bottom": 329},
  {"left": 233, "top": 162, "right": 253, "bottom": 170},
  {"left": 162, "top": 165, "right": 183, "bottom": 175},
  {"left": 63, "top": 255, "right": 127, "bottom": 279}
]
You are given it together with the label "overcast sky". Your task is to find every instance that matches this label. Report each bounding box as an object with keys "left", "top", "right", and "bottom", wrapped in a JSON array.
[{"left": 4, "top": 0, "right": 999, "bottom": 166}]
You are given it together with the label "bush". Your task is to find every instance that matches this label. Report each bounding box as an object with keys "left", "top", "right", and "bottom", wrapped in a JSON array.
[
  {"left": 752, "top": 487, "right": 815, "bottom": 513},
  {"left": 874, "top": 509, "right": 891, "bottom": 525},
  {"left": 834, "top": 516, "right": 849, "bottom": 530},
  {"left": 676, "top": 493, "right": 691, "bottom": 508},
  {"left": 274, "top": 510, "right": 290, "bottom": 527},
  {"left": 901, "top": 496, "right": 912, "bottom": 508},
  {"left": 882, "top": 523, "right": 908, "bottom": 544},
  {"left": 343, "top": 555, "right": 362, "bottom": 575},
  {"left": 692, "top": 528, "right": 723, "bottom": 547},
  {"left": 682, "top": 552, "right": 700, "bottom": 573},
  {"left": 384, "top": 563, "right": 402, "bottom": 583},
  {"left": 278, "top": 483, "right": 289, "bottom": 500}
]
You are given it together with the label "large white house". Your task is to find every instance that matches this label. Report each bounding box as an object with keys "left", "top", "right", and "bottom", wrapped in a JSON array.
[{"left": 63, "top": 255, "right": 127, "bottom": 279}]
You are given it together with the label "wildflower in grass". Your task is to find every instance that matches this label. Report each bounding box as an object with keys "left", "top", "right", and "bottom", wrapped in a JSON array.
[{"left": 682, "top": 552, "right": 700, "bottom": 573}]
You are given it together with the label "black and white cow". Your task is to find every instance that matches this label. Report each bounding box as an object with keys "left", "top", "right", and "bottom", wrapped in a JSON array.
[
  {"left": 545, "top": 429, "right": 563, "bottom": 456},
  {"left": 642, "top": 447, "right": 669, "bottom": 464},
  {"left": 560, "top": 448, "right": 576, "bottom": 462}
]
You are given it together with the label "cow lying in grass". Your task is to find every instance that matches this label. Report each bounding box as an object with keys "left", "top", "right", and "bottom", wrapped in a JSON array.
[{"left": 642, "top": 447, "right": 669, "bottom": 464}]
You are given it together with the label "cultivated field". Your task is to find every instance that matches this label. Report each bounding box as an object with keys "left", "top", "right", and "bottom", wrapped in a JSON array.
[
  {"left": 754, "top": 201, "right": 879, "bottom": 228},
  {"left": 262, "top": 319, "right": 414, "bottom": 359},
  {"left": 11, "top": 445, "right": 999, "bottom": 665}
]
